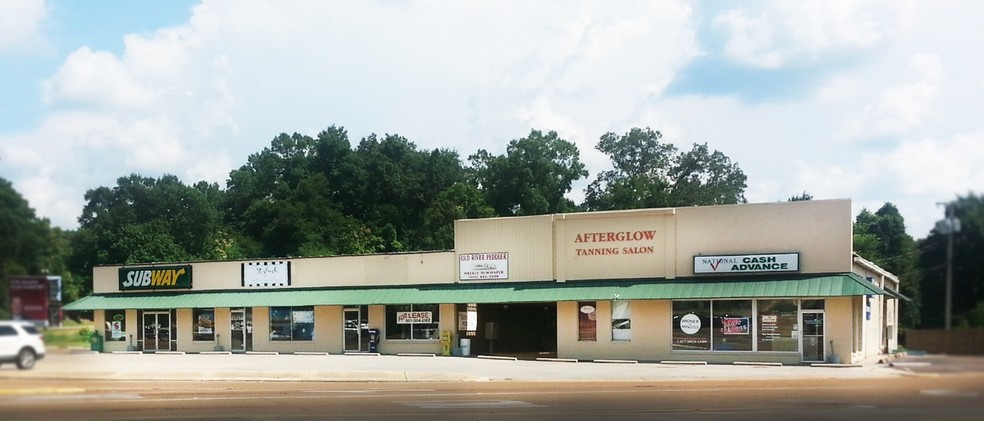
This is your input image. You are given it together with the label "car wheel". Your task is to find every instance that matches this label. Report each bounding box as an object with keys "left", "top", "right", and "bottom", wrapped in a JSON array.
[{"left": 16, "top": 348, "right": 36, "bottom": 369}]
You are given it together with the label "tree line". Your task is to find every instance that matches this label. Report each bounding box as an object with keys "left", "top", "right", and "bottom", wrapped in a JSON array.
[{"left": 1, "top": 124, "right": 981, "bottom": 331}]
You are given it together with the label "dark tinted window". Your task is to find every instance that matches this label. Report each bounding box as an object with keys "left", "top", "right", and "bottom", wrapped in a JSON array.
[
  {"left": 22, "top": 325, "right": 40, "bottom": 335},
  {"left": 0, "top": 326, "right": 16, "bottom": 336}
]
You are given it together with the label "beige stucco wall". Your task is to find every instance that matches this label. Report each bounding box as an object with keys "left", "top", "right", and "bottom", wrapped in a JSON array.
[
  {"left": 374, "top": 303, "right": 454, "bottom": 355},
  {"left": 247, "top": 306, "right": 342, "bottom": 353},
  {"left": 92, "top": 304, "right": 454, "bottom": 355},
  {"left": 454, "top": 214, "right": 555, "bottom": 282},
  {"left": 852, "top": 258, "right": 901, "bottom": 358},
  {"left": 554, "top": 209, "right": 675, "bottom": 281},
  {"left": 453, "top": 199, "right": 854, "bottom": 283},
  {"left": 826, "top": 296, "right": 855, "bottom": 363},
  {"left": 93, "top": 252, "right": 456, "bottom": 294},
  {"left": 557, "top": 300, "right": 673, "bottom": 361},
  {"left": 94, "top": 199, "right": 855, "bottom": 293},
  {"left": 557, "top": 299, "right": 813, "bottom": 365},
  {"left": 674, "top": 200, "right": 853, "bottom": 276},
  {"left": 85, "top": 199, "right": 898, "bottom": 361}
]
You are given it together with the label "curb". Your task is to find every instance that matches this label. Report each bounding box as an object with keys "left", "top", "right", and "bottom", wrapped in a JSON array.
[
  {"left": 536, "top": 357, "right": 579, "bottom": 363},
  {"left": 733, "top": 361, "right": 783, "bottom": 367}
]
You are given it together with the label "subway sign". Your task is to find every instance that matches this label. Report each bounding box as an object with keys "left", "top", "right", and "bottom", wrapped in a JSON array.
[
  {"left": 119, "top": 265, "right": 193, "bottom": 290},
  {"left": 693, "top": 253, "right": 799, "bottom": 274}
]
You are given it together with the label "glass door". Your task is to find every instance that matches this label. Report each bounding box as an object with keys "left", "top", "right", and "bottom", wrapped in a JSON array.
[
  {"left": 344, "top": 306, "right": 369, "bottom": 352},
  {"left": 800, "top": 311, "right": 825, "bottom": 362},
  {"left": 344, "top": 308, "right": 361, "bottom": 352},
  {"left": 142, "top": 312, "right": 171, "bottom": 352},
  {"left": 230, "top": 308, "right": 252, "bottom": 353}
]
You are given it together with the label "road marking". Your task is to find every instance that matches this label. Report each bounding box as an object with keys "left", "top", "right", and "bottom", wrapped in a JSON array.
[
  {"left": 400, "top": 400, "right": 546, "bottom": 409},
  {"left": 15, "top": 393, "right": 142, "bottom": 401},
  {"left": 0, "top": 388, "right": 85, "bottom": 396},
  {"left": 921, "top": 389, "right": 980, "bottom": 398}
]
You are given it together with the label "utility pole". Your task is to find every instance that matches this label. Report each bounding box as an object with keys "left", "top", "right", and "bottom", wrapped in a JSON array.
[{"left": 936, "top": 202, "right": 960, "bottom": 330}]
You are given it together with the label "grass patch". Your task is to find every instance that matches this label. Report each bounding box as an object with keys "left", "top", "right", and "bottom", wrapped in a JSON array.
[{"left": 43, "top": 324, "right": 95, "bottom": 348}]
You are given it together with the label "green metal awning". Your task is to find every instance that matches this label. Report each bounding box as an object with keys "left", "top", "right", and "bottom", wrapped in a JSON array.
[
  {"left": 883, "top": 288, "right": 913, "bottom": 302},
  {"left": 63, "top": 273, "right": 888, "bottom": 311}
]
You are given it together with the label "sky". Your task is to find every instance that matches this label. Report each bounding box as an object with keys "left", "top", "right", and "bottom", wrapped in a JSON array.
[{"left": 1, "top": 0, "right": 982, "bottom": 240}]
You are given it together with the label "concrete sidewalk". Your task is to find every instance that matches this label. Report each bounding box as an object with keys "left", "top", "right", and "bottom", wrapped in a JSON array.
[{"left": 0, "top": 349, "right": 909, "bottom": 383}]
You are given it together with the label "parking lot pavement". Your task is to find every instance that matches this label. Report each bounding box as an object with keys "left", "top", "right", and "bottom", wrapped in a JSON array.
[{"left": 0, "top": 349, "right": 934, "bottom": 383}]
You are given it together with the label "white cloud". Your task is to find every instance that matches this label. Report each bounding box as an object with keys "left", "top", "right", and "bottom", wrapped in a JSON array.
[
  {"left": 714, "top": 0, "right": 915, "bottom": 68},
  {"left": 43, "top": 47, "right": 158, "bottom": 109},
  {"left": 2, "top": 0, "right": 981, "bottom": 243},
  {"left": 0, "top": 0, "right": 47, "bottom": 53},
  {"left": 882, "top": 132, "right": 984, "bottom": 196},
  {"left": 849, "top": 54, "right": 943, "bottom": 138},
  {"left": 5, "top": 0, "right": 702, "bottom": 230}
]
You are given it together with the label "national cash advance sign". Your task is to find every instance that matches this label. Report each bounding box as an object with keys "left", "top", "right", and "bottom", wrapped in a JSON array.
[
  {"left": 693, "top": 253, "right": 799, "bottom": 274},
  {"left": 119, "top": 265, "right": 193, "bottom": 290}
]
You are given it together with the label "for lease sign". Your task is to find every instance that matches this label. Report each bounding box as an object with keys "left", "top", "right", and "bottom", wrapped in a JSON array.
[
  {"left": 693, "top": 253, "right": 799, "bottom": 274},
  {"left": 396, "top": 311, "right": 433, "bottom": 324}
]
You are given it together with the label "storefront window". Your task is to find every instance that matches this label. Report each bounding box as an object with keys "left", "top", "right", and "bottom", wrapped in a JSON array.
[
  {"left": 104, "top": 310, "right": 126, "bottom": 342},
  {"left": 757, "top": 299, "right": 798, "bottom": 351},
  {"left": 673, "top": 301, "right": 711, "bottom": 351},
  {"left": 611, "top": 301, "right": 631, "bottom": 341},
  {"left": 577, "top": 301, "right": 597, "bottom": 341},
  {"left": 269, "top": 306, "right": 314, "bottom": 341},
  {"left": 193, "top": 308, "right": 215, "bottom": 341},
  {"left": 712, "top": 300, "right": 752, "bottom": 351},
  {"left": 386, "top": 304, "right": 439, "bottom": 340},
  {"left": 802, "top": 299, "right": 825, "bottom": 310}
]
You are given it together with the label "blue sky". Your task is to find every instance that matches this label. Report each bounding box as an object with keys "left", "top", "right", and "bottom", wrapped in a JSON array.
[
  {"left": 1, "top": 1, "right": 197, "bottom": 130},
  {"left": 1, "top": 0, "right": 982, "bottom": 239}
]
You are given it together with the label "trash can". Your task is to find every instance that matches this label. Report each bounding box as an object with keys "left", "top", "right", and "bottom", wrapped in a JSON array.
[
  {"left": 90, "top": 332, "right": 104, "bottom": 353},
  {"left": 459, "top": 338, "right": 471, "bottom": 357},
  {"left": 368, "top": 329, "right": 380, "bottom": 353}
]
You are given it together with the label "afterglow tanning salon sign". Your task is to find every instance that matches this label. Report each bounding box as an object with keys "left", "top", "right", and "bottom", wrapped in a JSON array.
[{"left": 693, "top": 253, "right": 799, "bottom": 274}]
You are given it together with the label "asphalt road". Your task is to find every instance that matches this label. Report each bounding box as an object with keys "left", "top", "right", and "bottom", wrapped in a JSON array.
[
  {"left": 2, "top": 375, "right": 983, "bottom": 421},
  {"left": 2, "top": 352, "right": 983, "bottom": 420}
]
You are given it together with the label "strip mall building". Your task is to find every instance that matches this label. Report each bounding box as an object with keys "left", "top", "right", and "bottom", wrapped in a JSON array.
[{"left": 65, "top": 199, "right": 904, "bottom": 365}]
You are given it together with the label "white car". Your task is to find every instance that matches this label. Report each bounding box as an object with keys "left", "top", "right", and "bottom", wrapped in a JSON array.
[{"left": 0, "top": 321, "right": 46, "bottom": 369}]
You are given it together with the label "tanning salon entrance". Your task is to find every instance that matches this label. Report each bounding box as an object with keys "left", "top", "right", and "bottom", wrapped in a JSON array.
[{"left": 456, "top": 302, "right": 557, "bottom": 358}]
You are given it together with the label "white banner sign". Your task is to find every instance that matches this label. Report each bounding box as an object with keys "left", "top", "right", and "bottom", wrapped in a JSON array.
[
  {"left": 243, "top": 261, "right": 291, "bottom": 288},
  {"left": 397, "top": 311, "right": 433, "bottom": 324},
  {"left": 693, "top": 253, "right": 799, "bottom": 274},
  {"left": 459, "top": 252, "right": 509, "bottom": 280}
]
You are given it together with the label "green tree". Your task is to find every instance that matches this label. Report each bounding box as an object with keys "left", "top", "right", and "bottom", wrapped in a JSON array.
[
  {"left": 224, "top": 131, "right": 344, "bottom": 257},
  {"left": 788, "top": 191, "right": 814, "bottom": 201},
  {"left": 918, "top": 193, "right": 984, "bottom": 328},
  {"left": 224, "top": 126, "right": 467, "bottom": 256},
  {"left": 469, "top": 129, "right": 587, "bottom": 216},
  {"left": 71, "top": 174, "right": 226, "bottom": 294},
  {"left": 584, "top": 127, "right": 747, "bottom": 210},
  {"left": 853, "top": 203, "right": 921, "bottom": 328},
  {"left": 420, "top": 183, "right": 495, "bottom": 249},
  {"left": 0, "top": 178, "right": 53, "bottom": 318}
]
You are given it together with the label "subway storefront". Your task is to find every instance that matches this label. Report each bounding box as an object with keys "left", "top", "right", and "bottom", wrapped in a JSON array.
[{"left": 65, "top": 199, "right": 903, "bottom": 364}]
